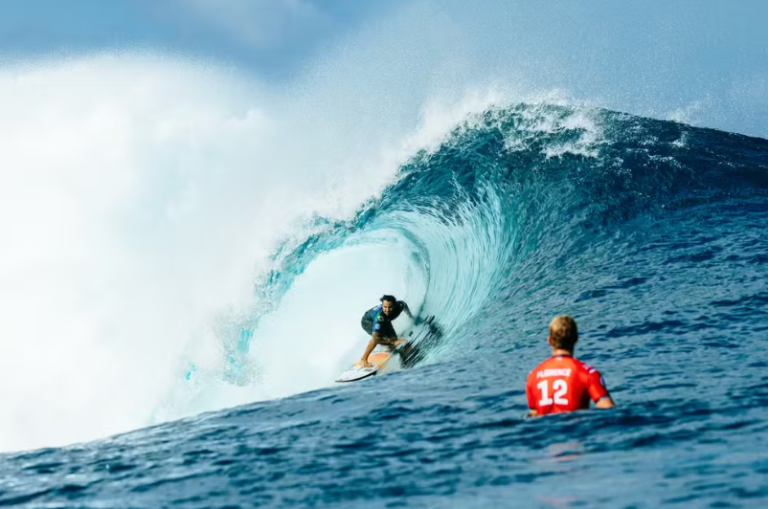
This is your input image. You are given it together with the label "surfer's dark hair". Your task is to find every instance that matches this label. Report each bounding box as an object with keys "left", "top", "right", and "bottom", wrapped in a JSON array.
[{"left": 380, "top": 295, "right": 397, "bottom": 304}]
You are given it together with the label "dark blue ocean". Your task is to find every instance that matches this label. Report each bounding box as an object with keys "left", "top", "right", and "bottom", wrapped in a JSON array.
[{"left": 2, "top": 104, "right": 768, "bottom": 508}]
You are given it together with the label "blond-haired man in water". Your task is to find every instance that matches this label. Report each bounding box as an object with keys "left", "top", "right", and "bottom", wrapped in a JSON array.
[{"left": 526, "top": 316, "right": 615, "bottom": 416}]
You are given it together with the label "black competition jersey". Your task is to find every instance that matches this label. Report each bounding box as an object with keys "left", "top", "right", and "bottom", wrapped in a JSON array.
[{"left": 363, "top": 301, "right": 407, "bottom": 333}]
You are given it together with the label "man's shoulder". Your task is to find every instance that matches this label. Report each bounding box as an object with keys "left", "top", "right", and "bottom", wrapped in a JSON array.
[
  {"left": 374, "top": 306, "right": 388, "bottom": 321},
  {"left": 527, "top": 358, "right": 554, "bottom": 379},
  {"left": 573, "top": 357, "right": 601, "bottom": 375}
]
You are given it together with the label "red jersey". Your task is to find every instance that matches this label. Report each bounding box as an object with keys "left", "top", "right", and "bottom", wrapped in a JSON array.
[{"left": 526, "top": 355, "right": 610, "bottom": 415}]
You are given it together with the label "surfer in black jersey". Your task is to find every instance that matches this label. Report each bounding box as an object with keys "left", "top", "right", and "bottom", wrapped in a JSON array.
[{"left": 359, "top": 295, "right": 413, "bottom": 368}]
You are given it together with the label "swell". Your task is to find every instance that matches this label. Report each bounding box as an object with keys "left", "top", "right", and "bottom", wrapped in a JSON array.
[{"left": 249, "top": 103, "right": 768, "bottom": 367}]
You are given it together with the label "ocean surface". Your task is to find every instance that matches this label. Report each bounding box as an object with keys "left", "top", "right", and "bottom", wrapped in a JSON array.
[{"left": 2, "top": 104, "right": 768, "bottom": 508}]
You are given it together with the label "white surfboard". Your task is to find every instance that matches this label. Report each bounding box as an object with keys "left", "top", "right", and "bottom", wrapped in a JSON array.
[
  {"left": 335, "top": 364, "right": 380, "bottom": 383},
  {"left": 335, "top": 341, "right": 404, "bottom": 383}
]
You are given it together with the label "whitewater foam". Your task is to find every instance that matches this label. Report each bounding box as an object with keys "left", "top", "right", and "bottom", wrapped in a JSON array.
[
  {"left": 0, "top": 51, "right": 507, "bottom": 451},
  {"left": 0, "top": 53, "right": 424, "bottom": 451}
]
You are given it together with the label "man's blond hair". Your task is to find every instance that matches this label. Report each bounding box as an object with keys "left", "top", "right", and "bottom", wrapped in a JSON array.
[{"left": 549, "top": 315, "right": 578, "bottom": 350}]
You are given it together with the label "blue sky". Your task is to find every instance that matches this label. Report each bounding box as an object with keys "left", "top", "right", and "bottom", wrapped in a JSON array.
[
  {"left": 0, "top": 0, "right": 404, "bottom": 76},
  {"left": 1, "top": 0, "right": 767, "bottom": 136}
]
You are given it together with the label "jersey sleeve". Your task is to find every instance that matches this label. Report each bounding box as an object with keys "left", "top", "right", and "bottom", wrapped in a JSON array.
[
  {"left": 371, "top": 310, "right": 385, "bottom": 333},
  {"left": 525, "top": 373, "right": 537, "bottom": 409},
  {"left": 586, "top": 369, "right": 610, "bottom": 402}
]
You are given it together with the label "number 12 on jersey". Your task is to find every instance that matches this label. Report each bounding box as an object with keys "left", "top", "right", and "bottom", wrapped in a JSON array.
[{"left": 537, "top": 379, "right": 569, "bottom": 406}]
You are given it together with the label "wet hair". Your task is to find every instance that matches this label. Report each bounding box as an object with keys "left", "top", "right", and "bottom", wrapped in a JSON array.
[
  {"left": 549, "top": 315, "right": 578, "bottom": 351},
  {"left": 380, "top": 295, "right": 397, "bottom": 305}
]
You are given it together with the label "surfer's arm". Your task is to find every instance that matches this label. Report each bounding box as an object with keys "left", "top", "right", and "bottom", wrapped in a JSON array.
[
  {"left": 402, "top": 301, "right": 414, "bottom": 319},
  {"left": 588, "top": 371, "right": 615, "bottom": 409},
  {"left": 595, "top": 396, "right": 615, "bottom": 409},
  {"left": 525, "top": 377, "right": 539, "bottom": 417}
]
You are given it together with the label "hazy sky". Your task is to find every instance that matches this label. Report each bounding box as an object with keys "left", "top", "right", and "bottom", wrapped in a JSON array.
[
  {"left": 1, "top": 0, "right": 767, "bottom": 136},
  {"left": 0, "top": 0, "right": 404, "bottom": 76}
]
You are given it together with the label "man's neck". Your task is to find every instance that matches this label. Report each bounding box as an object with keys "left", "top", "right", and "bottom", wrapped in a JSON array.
[{"left": 551, "top": 348, "right": 574, "bottom": 357}]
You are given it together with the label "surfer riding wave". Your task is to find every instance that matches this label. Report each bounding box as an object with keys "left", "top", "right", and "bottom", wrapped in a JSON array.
[{"left": 358, "top": 295, "right": 414, "bottom": 368}]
